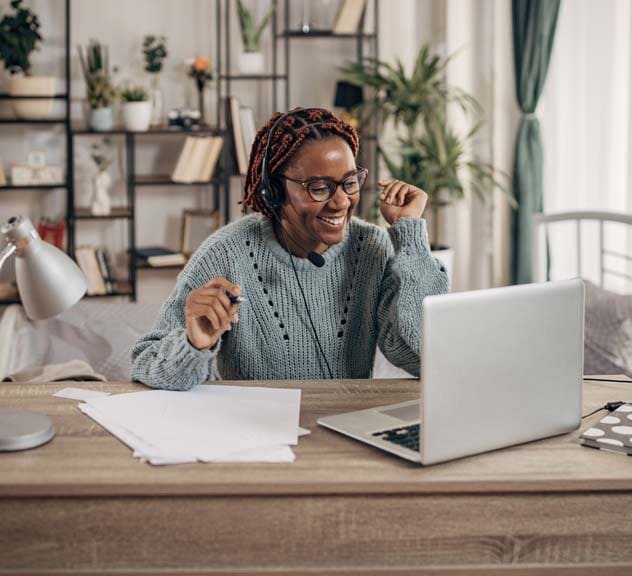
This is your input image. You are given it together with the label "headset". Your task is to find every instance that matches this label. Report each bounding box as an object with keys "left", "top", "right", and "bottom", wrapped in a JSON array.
[
  {"left": 260, "top": 107, "right": 331, "bottom": 211},
  {"left": 258, "top": 107, "right": 335, "bottom": 378}
]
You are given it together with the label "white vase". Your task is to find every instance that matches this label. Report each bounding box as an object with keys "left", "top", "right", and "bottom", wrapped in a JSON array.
[
  {"left": 149, "top": 75, "right": 163, "bottom": 126},
  {"left": 8, "top": 75, "right": 56, "bottom": 119},
  {"left": 91, "top": 171, "right": 112, "bottom": 216},
  {"left": 122, "top": 101, "right": 152, "bottom": 132},
  {"left": 238, "top": 52, "right": 265, "bottom": 74}
]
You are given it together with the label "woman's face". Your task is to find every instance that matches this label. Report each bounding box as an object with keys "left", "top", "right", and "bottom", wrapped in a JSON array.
[{"left": 278, "top": 137, "right": 360, "bottom": 255}]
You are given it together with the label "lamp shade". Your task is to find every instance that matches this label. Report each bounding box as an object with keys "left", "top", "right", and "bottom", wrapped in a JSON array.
[
  {"left": 1, "top": 216, "right": 87, "bottom": 320},
  {"left": 334, "top": 80, "right": 364, "bottom": 110}
]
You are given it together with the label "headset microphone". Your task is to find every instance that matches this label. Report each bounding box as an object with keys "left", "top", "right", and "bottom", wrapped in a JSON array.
[
  {"left": 258, "top": 108, "right": 334, "bottom": 379},
  {"left": 261, "top": 188, "right": 326, "bottom": 268}
]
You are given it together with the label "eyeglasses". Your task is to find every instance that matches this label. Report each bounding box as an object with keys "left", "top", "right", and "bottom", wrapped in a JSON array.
[{"left": 279, "top": 167, "right": 368, "bottom": 202}]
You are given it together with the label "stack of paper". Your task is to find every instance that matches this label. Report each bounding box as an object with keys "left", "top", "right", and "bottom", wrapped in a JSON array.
[{"left": 74, "top": 385, "right": 303, "bottom": 465}]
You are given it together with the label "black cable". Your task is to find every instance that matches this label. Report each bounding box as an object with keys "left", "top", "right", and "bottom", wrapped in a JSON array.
[
  {"left": 582, "top": 401, "right": 630, "bottom": 419},
  {"left": 276, "top": 224, "right": 335, "bottom": 380},
  {"left": 583, "top": 377, "right": 631, "bottom": 383}
]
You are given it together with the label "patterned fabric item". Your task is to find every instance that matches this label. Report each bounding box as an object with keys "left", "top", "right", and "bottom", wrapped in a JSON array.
[
  {"left": 581, "top": 404, "right": 632, "bottom": 455},
  {"left": 584, "top": 280, "right": 632, "bottom": 377},
  {"left": 131, "top": 215, "right": 449, "bottom": 390}
]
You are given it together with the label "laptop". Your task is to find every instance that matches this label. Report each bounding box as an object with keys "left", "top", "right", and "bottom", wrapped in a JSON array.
[{"left": 318, "top": 279, "right": 585, "bottom": 465}]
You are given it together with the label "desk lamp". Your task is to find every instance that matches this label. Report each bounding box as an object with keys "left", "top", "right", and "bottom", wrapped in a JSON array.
[
  {"left": 333, "top": 80, "right": 364, "bottom": 129},
  {"left": 0, "top": 216, "right": 87, "bottom": 451}
]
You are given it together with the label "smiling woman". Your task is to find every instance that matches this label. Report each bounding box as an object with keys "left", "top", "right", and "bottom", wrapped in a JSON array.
[{"left": 131, "top": 108, "right": 449, "bottom": 390}]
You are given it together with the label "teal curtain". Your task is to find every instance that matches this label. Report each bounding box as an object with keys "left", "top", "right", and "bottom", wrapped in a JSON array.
[{"left": 511, "top": 0, "right": 561, "bottom": 284}]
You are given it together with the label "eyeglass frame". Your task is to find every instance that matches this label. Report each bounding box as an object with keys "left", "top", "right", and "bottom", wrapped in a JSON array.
[{"left": 278, "top": 166, "right": 368, "bottom": 203}]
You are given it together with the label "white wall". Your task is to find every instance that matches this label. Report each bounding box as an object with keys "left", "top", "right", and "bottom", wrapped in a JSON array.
[{"left": 1, "top": 0, "right": 497, "bottom": 302}]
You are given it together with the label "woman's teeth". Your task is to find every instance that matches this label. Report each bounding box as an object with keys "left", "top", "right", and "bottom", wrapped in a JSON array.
[{"left": 318, "top": 215, "right": 345, "bottom": 225}]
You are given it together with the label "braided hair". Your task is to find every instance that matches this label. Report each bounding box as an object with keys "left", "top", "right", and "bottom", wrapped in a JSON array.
[{"left": 242, "top": 107, "right": 360, "bottom": 218}]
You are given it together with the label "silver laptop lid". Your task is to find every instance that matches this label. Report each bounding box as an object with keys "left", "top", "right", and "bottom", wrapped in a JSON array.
[{"left": 420, "top": 278, "right": 584, "bottom": 465}]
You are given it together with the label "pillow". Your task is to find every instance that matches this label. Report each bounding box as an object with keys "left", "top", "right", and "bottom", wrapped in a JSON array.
[
  {"left": 5, "top": 301, "right": 161, "bottom": 381},
  {"left": 584, "top": 280, "right": 632, "bottom": 377}
]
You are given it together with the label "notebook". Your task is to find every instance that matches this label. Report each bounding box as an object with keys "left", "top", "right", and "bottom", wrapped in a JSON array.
[{"left": 581, "top": 404, "right": 632, "bottom": 456}]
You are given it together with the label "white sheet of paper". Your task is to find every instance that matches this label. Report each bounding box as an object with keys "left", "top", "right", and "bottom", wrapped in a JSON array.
[
  {"left": 54, "top": 387, "right": 111, "bottom": 401},
  {"left": 80, "top": 384, "right": 302, "bottom": 464}
]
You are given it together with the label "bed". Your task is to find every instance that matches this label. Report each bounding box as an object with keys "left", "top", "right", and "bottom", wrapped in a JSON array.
[
  {"left": 0, "top": 300, "right": 410, "bottom": 381},
  {"left": 532, "top": 210, "right": 632, "bottom": 377}
]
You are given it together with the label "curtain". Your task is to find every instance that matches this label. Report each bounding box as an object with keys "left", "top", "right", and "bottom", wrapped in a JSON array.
[
  {"left": 511, "top": 0, "right": 561, "bottom": 284},
  {"left": 540, "top": 0, "right": 632, "bottom": 291}
]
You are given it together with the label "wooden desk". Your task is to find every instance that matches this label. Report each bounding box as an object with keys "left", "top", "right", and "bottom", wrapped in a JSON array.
[{"left": 1, "top": 377, "right": 632, "bottom": 575}]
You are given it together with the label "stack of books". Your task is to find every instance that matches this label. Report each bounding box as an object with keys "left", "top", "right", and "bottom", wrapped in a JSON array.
[
  {"left": 135, "top": 246, "right": 187, "bottom": 268},
  {"left": 225, "top": 96, "right": 256, "bottom": 176},
  {"left": 75, "top": 246, "right": 117, "bottom": 296},
  {"left": 171, "top": 136, "right": 224, "bottom": 184}
]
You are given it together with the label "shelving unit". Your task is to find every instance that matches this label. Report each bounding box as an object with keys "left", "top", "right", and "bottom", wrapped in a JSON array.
[
  {"left": 215, "top": 0, "right": 379, "bottom": 218},
  {"left": 69, "top": 124, "right": 226, "bottom": 301},
  {"left": 1, "top": 0, "right": 228, "bottom": 305},
  {"left": 0, "top": 0, "right": 72, "bottom": 306}
]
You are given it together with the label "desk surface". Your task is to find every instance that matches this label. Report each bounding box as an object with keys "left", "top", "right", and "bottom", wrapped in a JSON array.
[
  {"left": 2, "top": 377, "right": 632, "bottom": 575},
  {"left": 1, "top": 377, "right": 632, "bottom": 497}
]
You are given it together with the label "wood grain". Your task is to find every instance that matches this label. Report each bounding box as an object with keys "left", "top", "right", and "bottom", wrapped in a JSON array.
[{"left": 1, "top": 377, "right": 632, "bottom": 574}]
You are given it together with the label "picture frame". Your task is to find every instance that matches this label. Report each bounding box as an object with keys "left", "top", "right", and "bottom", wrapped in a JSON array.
[{"left": 181, "top": 209, "right": 220, "bottom": 257}]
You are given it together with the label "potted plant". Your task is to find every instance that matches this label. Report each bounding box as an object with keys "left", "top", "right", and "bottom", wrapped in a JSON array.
[
  {"left": 236, "top": 0, "right": 274, "bottom": 74},
  {"left": 143, "top": 34, "right": 167, "bottom": 126},
  {"left": 0, "top": 0, "right": 55, "bottom": 119},
  {"left": 340, "top": 45, "right": 516, "bottom": 273},
  {"left": 120, "top": 84, "right": 151, "bottom": 132},
  {"left": 78, "top": 40, "right": 117, "bottom": 131}
]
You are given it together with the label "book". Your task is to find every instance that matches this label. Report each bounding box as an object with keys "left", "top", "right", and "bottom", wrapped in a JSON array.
[
  {"left": 95, "top": 247, "right": 114, "bottom": 293},
  {"left": 581, "top": 404, "right": 632, "bottom": 456},
  {"left": 0, "top": 160, "right": 6, "bottom": 186},
  {"left": 75, "top": 246, "right": 107, "bottom": 295},
  {"left": 333, "top": 0, "right": 367, "bottom": 34},
  {"left": 198, "top": 137, "right": 224, "bottom": 182},
  {"left": 239, "top": 106, "right": 257, "bottom": 162},
  {"left": 171, "top": 136, "right": 196, "bottom": 183},
  {"left": 228, "top": 96, "right": 248, "bottom": 176},
  {"left": 136, "top": 246, "right": 187, "bottom": 267},
  {"left": 182, "top": 137, "right": 211, "bottom": 183}
]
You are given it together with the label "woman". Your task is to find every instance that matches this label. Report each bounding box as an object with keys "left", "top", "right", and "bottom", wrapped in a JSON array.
[{"left": 131, "top": 108, "right": 448, "bottom": 390}]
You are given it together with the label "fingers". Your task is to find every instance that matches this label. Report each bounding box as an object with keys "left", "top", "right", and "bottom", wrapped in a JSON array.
[
  {"left": 380, "top": 180, "right": 407, "bottom": 206},
  {"left": 204, "top": 276, "right": 241, "bottom": 298}
]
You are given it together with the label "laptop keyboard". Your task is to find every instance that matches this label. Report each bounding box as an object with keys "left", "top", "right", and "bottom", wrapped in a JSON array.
[{"left": 372, "top": 423, "right": 420, "bottom": 452}]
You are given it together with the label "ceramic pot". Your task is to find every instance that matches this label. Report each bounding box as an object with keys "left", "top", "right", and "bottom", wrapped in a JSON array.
[
  {"left": 89, "top": 107, "right": 114, "bottom": 132},
  {"left": 238, "top": 52, "right": 265, "bottom": 74},
  {"left": 122, "top": 101, "right": 152, "bottom": 132},
  {"left": 8, "top": 76, "right": 56, "bottom": 119}
]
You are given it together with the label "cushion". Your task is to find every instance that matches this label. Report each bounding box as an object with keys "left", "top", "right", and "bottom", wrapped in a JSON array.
[{"left": 584, "top": 280, "right": 632, "bottom": 377}]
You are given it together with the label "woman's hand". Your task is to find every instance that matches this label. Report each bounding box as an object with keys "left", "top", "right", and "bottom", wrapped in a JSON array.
[
  {"left": 185, "top": 277, "right": 242, "bottom": 350},
  {"left": 378, "top": 179, "right": 428, "bottom": 225}
]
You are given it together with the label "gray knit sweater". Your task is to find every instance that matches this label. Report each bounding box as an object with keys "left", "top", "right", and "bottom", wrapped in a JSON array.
[{"left": 131, "top": 214, "right": 449, "bottom": 390}]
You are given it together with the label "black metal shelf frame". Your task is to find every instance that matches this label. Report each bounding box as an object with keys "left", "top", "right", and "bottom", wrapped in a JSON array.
[{"left": 215, "top": 0, "right": 380, "bottom": 219}]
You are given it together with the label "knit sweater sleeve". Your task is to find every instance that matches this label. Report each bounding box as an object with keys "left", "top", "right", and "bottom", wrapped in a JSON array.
[
  {"left": 376, "top": 217, "right": 449, "bottom": 376},
  {"left": 130, "top": 242, "right": 229, "bottom": 391}
]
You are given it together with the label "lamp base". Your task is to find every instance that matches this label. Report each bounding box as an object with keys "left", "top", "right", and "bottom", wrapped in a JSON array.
[{"left": 0, "top": 409, "right": 55, "bottom": 451}]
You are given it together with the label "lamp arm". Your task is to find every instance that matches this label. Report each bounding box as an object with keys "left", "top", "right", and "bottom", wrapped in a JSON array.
[{"left": 0, "top": 243, "right": 17, "bottom": 272}]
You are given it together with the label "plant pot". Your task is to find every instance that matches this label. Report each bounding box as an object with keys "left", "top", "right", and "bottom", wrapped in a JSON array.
[
  {"left": 238, "top": 52, "right": 265, "bottom": 74},
  {"left": 8, "top": 76, "right": 56, "bottom": 119},
  {"left": 430, "top": 245, "right": 454, "bottom": 287},
  {"left": 89, "top": 107, "right": 114, "bottom": 132},
  {"left": 122, "top": 101, "right": 152, "bottom": 132}
]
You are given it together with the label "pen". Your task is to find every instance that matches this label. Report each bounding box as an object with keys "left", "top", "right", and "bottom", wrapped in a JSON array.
[{"left": 229, "top": 295, "right": 246, "bottom": 304}]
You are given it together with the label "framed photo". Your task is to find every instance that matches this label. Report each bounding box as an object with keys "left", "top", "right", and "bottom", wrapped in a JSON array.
[{"left": 181, "top": 209, "right": 220, "bottom": 256}]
